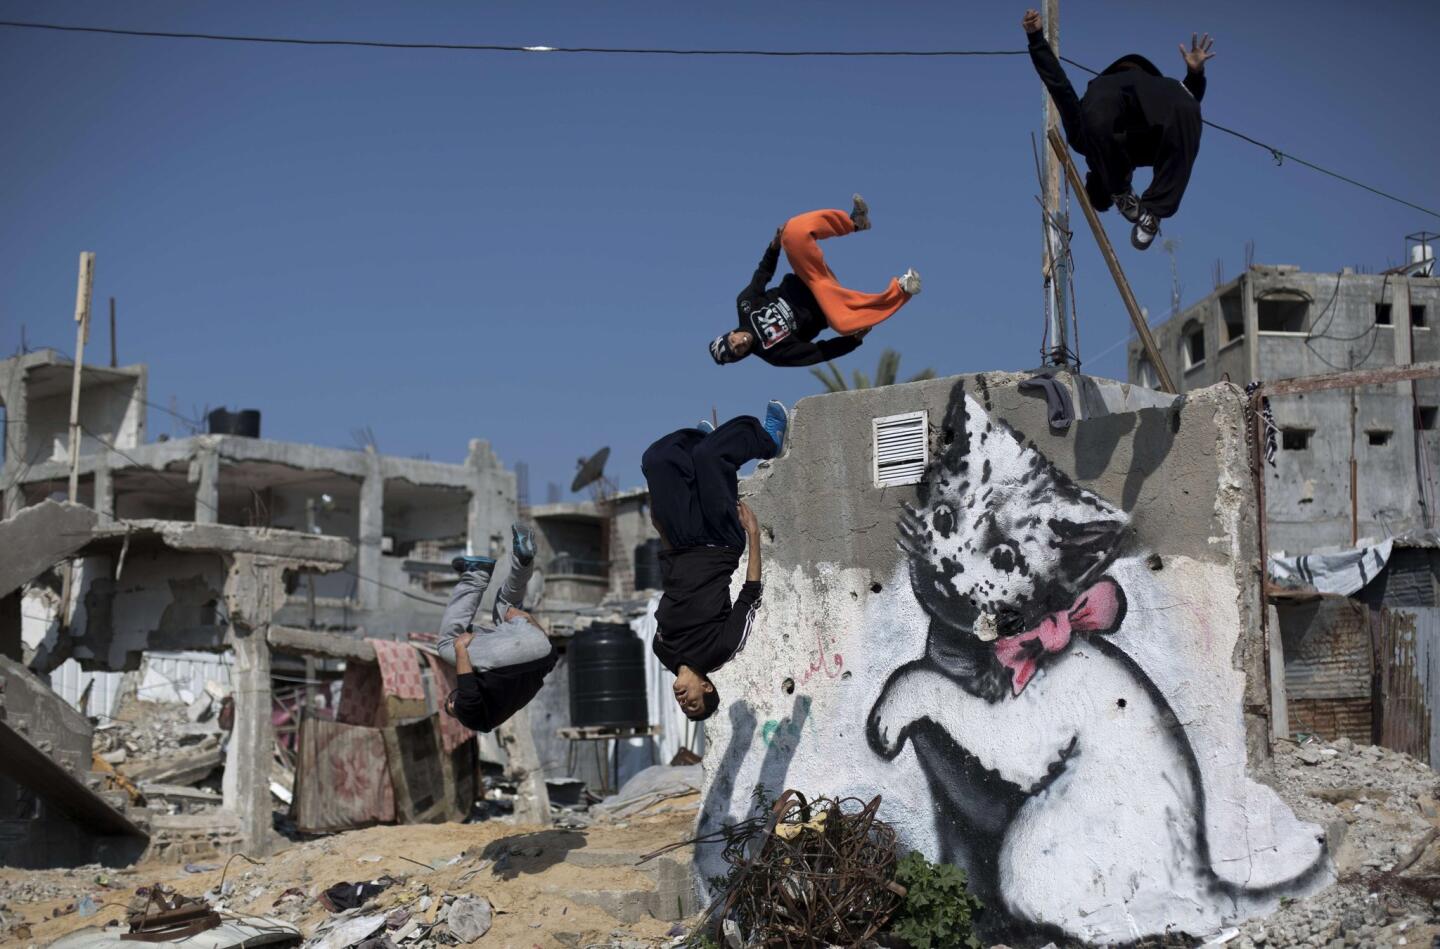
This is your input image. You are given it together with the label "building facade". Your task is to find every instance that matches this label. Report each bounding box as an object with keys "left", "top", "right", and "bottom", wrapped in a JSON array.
[{"left": 1128, "top": 260, "right": 1440, "bottom": 553}]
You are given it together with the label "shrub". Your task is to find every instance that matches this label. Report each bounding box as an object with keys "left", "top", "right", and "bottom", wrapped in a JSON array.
[{"left": 890, "top": 850, "right": 984, "bottom": 949}]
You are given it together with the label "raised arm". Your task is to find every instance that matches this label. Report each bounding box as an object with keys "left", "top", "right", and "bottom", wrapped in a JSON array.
[
  {"left": 1023, "top": 9, "right": 1086, "bottom": 148},
  {"left": 740, "top": 227, "right": 784, "bottom": 303},
  {"left": 711, "top": 503, "right": 764, "bottom": 669},
  {"left": 1178, "top": 32, "right": 1214, "bottom": 101}
]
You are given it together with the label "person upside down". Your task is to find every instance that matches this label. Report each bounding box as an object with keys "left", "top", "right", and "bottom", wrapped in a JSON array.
[
  {"left": 642, "top": 401, "right": 790, "bottom": 719},
  {"left": 710, "top": 195, "right": 921, "bottom": 368},
  {"left": 439, "top": 523, "right": 557, "bottom": 731},
  {"left": 1023, "top": 8, "right": 1215, "bottom": 250}
]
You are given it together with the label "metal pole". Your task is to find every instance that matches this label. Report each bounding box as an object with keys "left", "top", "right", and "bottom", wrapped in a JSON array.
[
  {"left": 109, "top": 297, "right": 117, "bottom": 368},
  {"left": 1041, "top": 0, "right": 1072, "bottom": 367},
  {"left": 1046, "top": 128, "right": 1176, "bottom": 393}
]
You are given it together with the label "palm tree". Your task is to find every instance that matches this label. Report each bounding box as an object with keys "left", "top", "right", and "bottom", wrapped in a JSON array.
[{"left": 810, "top": 348, "right": 937, "bottom": 392}]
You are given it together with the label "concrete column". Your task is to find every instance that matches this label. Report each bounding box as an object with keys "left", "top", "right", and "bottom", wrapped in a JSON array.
[
  {"left": 1242, "top": 272, "right": 1260, "bottom": 384},
  {"left": 221, "top": 553, "right": 280, "bottom": 855},
  {"left": 1, "top": 360, "right": 29, "bottom": 519},
  {"left": 190, "top": 444, "right": 219, "bottom": 525},
  {"left": 356, "top": 448, "right": 383, "bottom": 611},
  {"left": 466, "top": 439, "right": 517, "bottom": 559},
  {"left": 93, "top": 449, "right": 113, "bottom": 522},
  {"left": 1392, "top": 279, "right": 1425, "bottom": 534},
  {"left": 496, "top": 705, "right": 551, "bottom": 827}
]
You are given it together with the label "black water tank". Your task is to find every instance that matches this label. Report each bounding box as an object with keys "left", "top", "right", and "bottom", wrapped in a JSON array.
[
  {"left": 207, "top": 408, "right": 261, "bottom": 438},
  {"left": 633, "top": 538, "right": 663, "bottom": 591},
  {"left": 569, "top": 622, "right": 648, "bottom": 729}
]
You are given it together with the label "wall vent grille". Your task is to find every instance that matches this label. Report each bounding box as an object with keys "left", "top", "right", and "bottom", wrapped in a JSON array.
[{"left": 873, "top": 411, "right": 928, "bottom": 487}]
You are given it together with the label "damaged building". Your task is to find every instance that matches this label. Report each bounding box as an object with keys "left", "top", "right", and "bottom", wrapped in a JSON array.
[{"left": 0, "top": 350, "right": 670, "bottom": 867}]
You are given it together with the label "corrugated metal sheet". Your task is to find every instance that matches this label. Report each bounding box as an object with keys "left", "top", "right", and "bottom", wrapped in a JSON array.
[
  {"left": 1378, "top": 608, "right": 1430, "bottom": 762},
  {"left": 1289, "top": 697, "right": 1372, "bottom": 746},
  {"left": 1279, "top": 598, "right": 1373, "bottom": 701},
  {"left": 49, "top": 660, "right": 125, "bottom": 719},
  {"left": 1375, "top": 549, "right": 1439, "bottom": 607},
  {"left": 137, "top": 651, "right": 232, "bottom": 704},
  {"left": 1385, "top": 606, "right": 1440, "bottom": 766}
]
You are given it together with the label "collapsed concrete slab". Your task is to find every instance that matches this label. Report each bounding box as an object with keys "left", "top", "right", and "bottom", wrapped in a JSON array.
[
  {"left": 0, "top": 501, "right": 100, "bottom": 601},
  {"left": 698, "top": 373, "right": 1334, "bottom": 945},
  {"left": 0, "top": 656, "right": 147, "bottom": 868}
]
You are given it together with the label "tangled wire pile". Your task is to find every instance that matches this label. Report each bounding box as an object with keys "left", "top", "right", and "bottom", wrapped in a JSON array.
[{"left": 648, "top": 790, "right": 905, "bottom": 947}]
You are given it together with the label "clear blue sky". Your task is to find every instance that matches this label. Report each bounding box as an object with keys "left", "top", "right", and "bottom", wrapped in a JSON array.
[{"left": 3, "top": 1, "right": 1437, "bottom": 497}]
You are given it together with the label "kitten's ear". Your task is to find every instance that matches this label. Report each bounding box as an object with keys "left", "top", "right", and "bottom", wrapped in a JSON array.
[
  {"left": 1049, "top": 513, "right": 1128, "bottom": 549},
  {"left": 938, "top": 380, "right": 971, "bottom": 468}
]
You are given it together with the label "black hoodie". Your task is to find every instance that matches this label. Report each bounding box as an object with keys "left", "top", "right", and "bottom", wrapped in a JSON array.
[
  {"left": 735, "top": 243, "right": 863, "bottom": 368},
  {"left": 652, "top": 546, "right": 761, "bottom": 677},
  {"left": 1027, "top": 30, "right": 1206, "bottom": 164}
]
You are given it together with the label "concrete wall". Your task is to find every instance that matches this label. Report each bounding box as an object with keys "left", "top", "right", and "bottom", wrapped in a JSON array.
[{"left": 697, "top": 373, "right": 1332, "bottom": 945}]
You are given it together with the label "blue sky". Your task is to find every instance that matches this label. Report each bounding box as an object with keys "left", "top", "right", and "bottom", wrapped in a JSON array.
[{"left": 3, "top": 1, "right": 1437, "bottom": 496}]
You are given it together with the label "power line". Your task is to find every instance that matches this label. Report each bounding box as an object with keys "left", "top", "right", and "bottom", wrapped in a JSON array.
[
  {"left": 3, "top": 20, "right": 1434, "bottom": 220},
  {"left": 0, "top": 21, "right": 1028, "bottom": 57}
]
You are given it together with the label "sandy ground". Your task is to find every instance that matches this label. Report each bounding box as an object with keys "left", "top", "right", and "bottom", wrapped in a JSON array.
[{"left": 1, "top": 804, "right": 699, "bottom": 948}]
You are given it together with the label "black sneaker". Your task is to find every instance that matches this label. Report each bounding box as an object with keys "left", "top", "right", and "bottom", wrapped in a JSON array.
[
  {"left": 1131, "top": 212, "right": 1159, "bottom": 251},
  {"left": 1113, "top": 191, "right": 1142, "bottom": 224},
  {"left": 451, "top": 555, "right": 497, "bottom": 576}
]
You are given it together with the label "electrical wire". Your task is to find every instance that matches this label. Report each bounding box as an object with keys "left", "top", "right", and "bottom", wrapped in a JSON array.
[
  {"left": 1, "top": 19, "right": 1435, "bottom": 219},
  {"left": 0, "top": 21, "right": 1029, "bottom": 57}
]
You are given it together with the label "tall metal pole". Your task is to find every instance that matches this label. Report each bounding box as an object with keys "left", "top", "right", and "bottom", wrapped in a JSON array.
[{"left": 1041, "top": 0, "right": 1073, "bottom": 367}]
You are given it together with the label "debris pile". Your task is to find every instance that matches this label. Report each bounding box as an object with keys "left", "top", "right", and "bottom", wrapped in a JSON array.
[
  {"left": 1231, "top": 737, "right": 1440, "bottom": 949},
  {"left": 657, "top": 790, "right": 905, "bottom": 947}
]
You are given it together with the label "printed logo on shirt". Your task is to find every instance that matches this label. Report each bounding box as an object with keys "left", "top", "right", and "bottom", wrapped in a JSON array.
[{"left": 752, "top": 299, "right": 797, "bottom": 350}]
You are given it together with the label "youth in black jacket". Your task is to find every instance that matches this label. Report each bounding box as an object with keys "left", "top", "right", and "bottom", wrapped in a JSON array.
[
  {"left": 1023, "top": 8, "right": 1214, "bottom": 246},
  {"left": 715, "top": 234, "right": 864, "bottom": 368}
]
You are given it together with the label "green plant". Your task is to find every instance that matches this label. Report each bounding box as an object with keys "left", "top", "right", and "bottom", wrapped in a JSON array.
[
  {"left": 890, "top": 850, "right": 984, "bottom": 949},
  {"left": 811, "top": 348, "right": 937, "bottom": 392}
]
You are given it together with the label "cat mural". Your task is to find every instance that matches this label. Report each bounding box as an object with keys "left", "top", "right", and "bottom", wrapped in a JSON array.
[{"left": 866, "top": 379, "right": 1329, "bottom": 945}]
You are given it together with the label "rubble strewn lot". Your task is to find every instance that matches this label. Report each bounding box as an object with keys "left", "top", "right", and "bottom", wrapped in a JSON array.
[
  {"left": 0, "top": 805, "right": 695, "bottom": 948},
  {"left": 1234, "top": 737, "right": 1440, "bottom": 949},
  {"left": 14, "top": 729, "right": 1440, "bottom": 947}
]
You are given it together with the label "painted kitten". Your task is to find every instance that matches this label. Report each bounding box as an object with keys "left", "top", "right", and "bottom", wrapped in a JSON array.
[{"left": 867, "top": 379, "right": 1327, "bottom": 945}]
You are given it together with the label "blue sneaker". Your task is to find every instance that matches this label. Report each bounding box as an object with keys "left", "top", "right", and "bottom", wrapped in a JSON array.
[
  {"left": 763, "top": 400, "right": 789, "bottom": 452},
  {"left": 695, "top": 419, "right": 716, "bottom": 435},
  {"left": 512, "top": 523, "right": 536, "bottom": 566},
  {"left": 451, "top": 555, "right": 497, "bottom": 576}
]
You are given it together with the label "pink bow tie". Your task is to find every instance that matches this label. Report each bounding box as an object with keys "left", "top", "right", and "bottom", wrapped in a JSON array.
[{"left": 992, "top": 578, "right": 1124, "bottom": 695}]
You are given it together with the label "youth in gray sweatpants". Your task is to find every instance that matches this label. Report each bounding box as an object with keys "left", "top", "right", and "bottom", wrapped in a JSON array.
[{"left": 438, "top": 554, "right": 551, "bottom": 672}]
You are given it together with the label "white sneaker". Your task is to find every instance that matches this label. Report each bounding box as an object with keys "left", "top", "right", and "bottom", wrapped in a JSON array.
[
  {"left": 898, "top": 268, "right": 922, "bottom": 295},
  {"left": 851, "top": 193, "right": 871, "bottom": 231},
  {"left": 1130, "top": 212, "right": 1159, "bottom": 251}
]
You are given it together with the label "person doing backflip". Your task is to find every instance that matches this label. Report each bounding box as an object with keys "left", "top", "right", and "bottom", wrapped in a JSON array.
[
  {"left": 1023, "top": 8, "right": 1215, "bottom": 250},
  {"left": 439, "top": 523, "right": 557, "bottom": 732},
  {"left": 642, "top": 402, "right": 789, "bottom": 720},
  {"left": 709, "top": 196, "right": 922, "bottom": 368}
]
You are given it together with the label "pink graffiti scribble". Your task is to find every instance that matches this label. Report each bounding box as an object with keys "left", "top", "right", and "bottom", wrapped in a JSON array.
[{"left": 799, "top": 627, "right": 844, "bottom": 685}]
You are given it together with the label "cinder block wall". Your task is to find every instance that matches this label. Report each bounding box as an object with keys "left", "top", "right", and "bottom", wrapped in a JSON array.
[{"left": 698, "top": 373, "right": 1333, "bottom": 945}]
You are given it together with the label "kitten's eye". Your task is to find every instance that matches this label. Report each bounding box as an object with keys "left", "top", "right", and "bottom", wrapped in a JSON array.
[{"left": 932, "top": 504, "right": 956, "bottom": 538}]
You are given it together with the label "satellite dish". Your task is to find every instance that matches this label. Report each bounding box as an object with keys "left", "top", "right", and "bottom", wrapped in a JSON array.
[{"left": 571, "top": 446, "right": 611, "bottom": 494}]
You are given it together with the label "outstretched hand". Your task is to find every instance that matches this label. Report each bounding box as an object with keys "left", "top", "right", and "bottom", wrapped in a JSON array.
[
  {"left": 1180, "top": 33, "right": 1215, "bottom": 73},
  {"left": 1021, "top": 9, "right": 1042, "bottom": 34}
]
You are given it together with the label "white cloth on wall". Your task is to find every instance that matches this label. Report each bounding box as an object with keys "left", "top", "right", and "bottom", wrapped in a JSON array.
[
  {"left": 1269, "top": 538, "right": 1394, "bottom": 596},
  {"left": 615, "top": 594, "right": 706, "bottom": 784}
]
